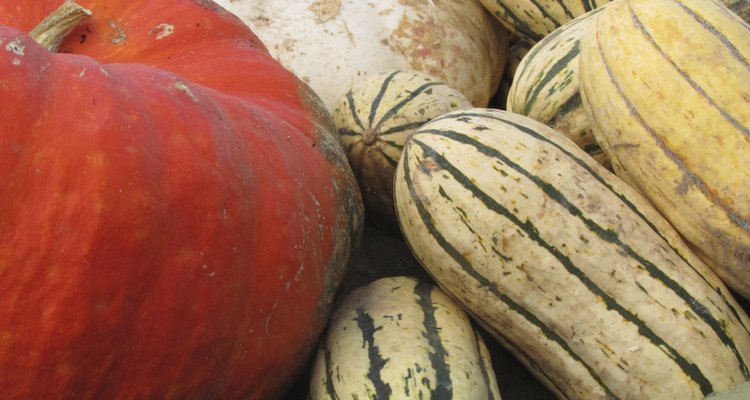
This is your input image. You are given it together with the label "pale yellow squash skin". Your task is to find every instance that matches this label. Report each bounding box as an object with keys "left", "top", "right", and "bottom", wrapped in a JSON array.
[
  {"left": 393, "top": 108, "right": 750, "bottom": 399},
  {"left": 579, "top": 0, "right": 750, "bottom": 299},
  {"left": 334, "top": 70, "right": 472, "bottom": 223},
  {"left": 213, "top": 0, "right": 508, "bottom": 112},
  {"left": 309, "top": 276, "right": 502, "bottom": 400}
]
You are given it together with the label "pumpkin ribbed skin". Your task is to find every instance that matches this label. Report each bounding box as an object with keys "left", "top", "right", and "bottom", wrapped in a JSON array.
[
  {"left": 507, "top": 5, "right": 608, "bottom": 167},
  {"left": 579, "top": 0, "right": 750, "bottom": 299},
  {"left": 309, "top": 276, "right": 501, "bottom": 400},
  {"left": 394, "top": 108, "right": 750, "bottom": 399},
  {"left": 0, "top": 1, "right": 363, "bottom": 399},
  {"left": 335, "top": 70, "right": 472, "bottom": 223}
]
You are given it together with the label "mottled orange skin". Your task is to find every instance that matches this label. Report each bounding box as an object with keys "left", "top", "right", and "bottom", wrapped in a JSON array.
[{"left": 0, "top": 1, "right": 362, "bottom": 399}]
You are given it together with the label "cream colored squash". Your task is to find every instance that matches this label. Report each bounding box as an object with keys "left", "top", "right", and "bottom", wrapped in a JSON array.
[
  {"left": 213, "top": 0, "right": 509, "bottom": 112},
  {"left": 477, "top": 0, "right": 612, "bottom": 42},
  {"left": 309, "top": 276, "right": 502, "bottom": 400},
  {"left": 335, "top": 70, "right": 472, "bottom": 223},
  {"left": 393, "top": 108, "right": 750, "bottom": 399}
]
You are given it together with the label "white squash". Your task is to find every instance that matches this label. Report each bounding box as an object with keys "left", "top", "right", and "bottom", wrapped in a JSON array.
[{"left": 213, "top": 0, "right": 509, "bottom": 112}]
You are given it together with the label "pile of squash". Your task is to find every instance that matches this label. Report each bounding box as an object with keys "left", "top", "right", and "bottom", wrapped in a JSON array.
[{"left": 0, "top": 0, "right": 748, "bottom": 399}]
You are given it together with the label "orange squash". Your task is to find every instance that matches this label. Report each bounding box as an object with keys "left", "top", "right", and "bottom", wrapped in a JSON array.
[{"left": 0, "top": 1, "right": 363, "bottom": 398}]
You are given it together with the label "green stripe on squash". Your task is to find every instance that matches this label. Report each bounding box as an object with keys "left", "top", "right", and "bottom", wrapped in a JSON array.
[{"left": 394, "top": 108, "right": 750, "bottom": 400}]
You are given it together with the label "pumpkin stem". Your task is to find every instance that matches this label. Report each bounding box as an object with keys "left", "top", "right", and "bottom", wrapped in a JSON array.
[{"left": 29, "top": 0, "right": 92, "bottom": 52}]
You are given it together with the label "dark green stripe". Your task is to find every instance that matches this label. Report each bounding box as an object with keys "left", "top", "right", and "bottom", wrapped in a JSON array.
[
  {"left": 492, "top": 4, "right": 544, "bottom": 42},
  {"left": 374, "top": 80, "right": 448, "bottom": 132},
  {"left": 337, "top": 127, "right": 359, "bottom": 137},
  {"left": 401, "top": 140, "right": 621, "bottom": 399},
  {"left": 531, "top": 0, "right": 565, "bottom": 27},
  {"left": 511, "top": 5, "right": 606, "bottom": 112},
  {"left": 415, "top": 281, "right": 452, "bottom": 399},
  {"left": 379, "top": 120, "right": 430, "bottom": 137},
  {"left": 548, "top": 91, "right": 583, "bottom": 121},
  {"left": 368, "top": 70, "right": 401, "bottom": 129},
  {"left": 345, "top": 89, "right": 365, "bottom": 131},
  {"left": 522, "top": 41, "right": 581, "bottom": 115},
  {"left": 422, "top": 123, "right": 747, "bottom": 391},
  {"left": 430, "top": 109, "right": 750, "bottom": 338},
  {"left": 630, "top": 1, "right": 750, "bottom": 139},
  {"left": 323, "top": 347, "right": 340, "bottom": 400},
  {"left": 472, "top": 329, "right": 498, "bottom": 400},
  {"left": 354, "top": 307, "right": 392, "bottom": 398},
  {"left": 512, "top": 18, "right": 570, "bottom": 81},
  {"left": 378, "top": 139, "right": 405, "bottom": 151},
  {"left": 556, "top": 0, "right": 577, "bottom": 20},
  {"left": 376, "top": 147, "right": 400, "bottom": 168}
]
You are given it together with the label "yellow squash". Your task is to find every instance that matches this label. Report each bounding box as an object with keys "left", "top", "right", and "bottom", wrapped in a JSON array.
[{"left": 579, "top": 0, "right": 750, "bottom": 298}]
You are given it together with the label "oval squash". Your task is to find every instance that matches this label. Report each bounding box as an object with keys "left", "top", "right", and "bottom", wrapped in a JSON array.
[
  {"left": 310, "top": 276, "right": 502, "bottom": 399},
  {"left": 394, "top": 108, "right": 750, "bottom": 399},
  {"left": 579, "top": 0, "right": 750, "bottom": 298}
]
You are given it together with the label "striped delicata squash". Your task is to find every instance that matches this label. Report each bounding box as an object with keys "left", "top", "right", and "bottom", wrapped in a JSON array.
[
  {"left": 477, "top": 0, "right": 612, "bottom": 42},
  {"left": 394, "top": 108, "right": 750, "bottom": 399},
  {"left": 507, "top": 5, "right": 610, "bottom": 168},
  {"left": 309, "top": 276, "right": 502, "bottom": 399}
]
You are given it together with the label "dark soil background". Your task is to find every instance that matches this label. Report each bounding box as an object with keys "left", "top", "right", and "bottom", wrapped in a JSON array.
[{"left": 280, "top": 219, "right": 557, "bottom": 400}]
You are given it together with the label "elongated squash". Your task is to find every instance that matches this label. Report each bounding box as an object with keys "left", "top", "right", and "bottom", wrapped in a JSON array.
[
  {"left": 578, "top": 0, "right": 750, "bottom": 299},
  {"left": 335, "top": 70, "right": 472, "bottom": 223},
  {"left": 507, "top": 5, "right": 608, "bottom": 167},
  {"left": 478, "top": 0, "right": 611, "bottom": 42},
  {"left": 393, "top": 108, "right": 750, "bottom": 399},
  {"left": 309, "top": 276, "right": 502, "bottom": 400}
]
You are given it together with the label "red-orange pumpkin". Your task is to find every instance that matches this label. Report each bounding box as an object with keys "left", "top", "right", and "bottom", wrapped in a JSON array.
[{"left": 0, "top": 1, "right": 363, "bottom": 399}]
